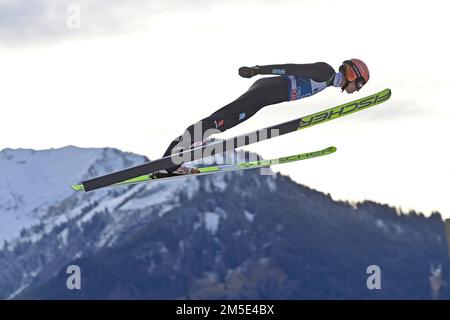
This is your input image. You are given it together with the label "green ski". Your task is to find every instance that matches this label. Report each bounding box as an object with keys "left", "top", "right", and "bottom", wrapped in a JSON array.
[{"left": 72, "top": 146, "right": 336, "bottom": 191}]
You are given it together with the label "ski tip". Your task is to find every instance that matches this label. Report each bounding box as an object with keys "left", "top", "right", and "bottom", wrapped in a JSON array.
[
  {"left": 320, "top": 146, "right": 337, "bottom": 155},
  {"left": 71, "top": 184, "right": 85, "bottom": 191},
  {"left": 327, "top": 146, "right": 337, "bottom": 153}
]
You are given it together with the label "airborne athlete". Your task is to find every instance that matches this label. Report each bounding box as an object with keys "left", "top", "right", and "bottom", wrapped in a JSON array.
[
  {"left": 80, "top": 88, "right": 391, "bottom": 191},
  {"left": 159, "top": 59, "right": 370, "bottom": 176}
]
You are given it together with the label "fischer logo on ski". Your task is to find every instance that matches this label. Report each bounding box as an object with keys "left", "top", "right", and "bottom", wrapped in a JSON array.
[{"left": 298, "top": 89, "right": 391, "bottom": 129}]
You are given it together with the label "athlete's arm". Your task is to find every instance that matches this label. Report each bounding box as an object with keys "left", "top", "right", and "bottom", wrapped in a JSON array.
[{"left": 239, "top": 62, "right": 335, "bottom": 82}]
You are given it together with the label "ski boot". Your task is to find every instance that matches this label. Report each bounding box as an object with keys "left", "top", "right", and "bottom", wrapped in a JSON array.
[
  {"left": 190, "top": 137, "right": 216, "bottom": 149},
  {"left": 150, "top": 166, "right": 200, "bottom": 179}
]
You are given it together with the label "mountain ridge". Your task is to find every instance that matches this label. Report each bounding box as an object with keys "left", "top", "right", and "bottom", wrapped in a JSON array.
[{"left": 0, "top": 145, "right": 448, "bottom": 299}]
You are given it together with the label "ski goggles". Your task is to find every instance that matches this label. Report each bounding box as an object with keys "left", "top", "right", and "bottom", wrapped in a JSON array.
[{"left": 343, "top": 60, "right": 367, "bottom": 91}]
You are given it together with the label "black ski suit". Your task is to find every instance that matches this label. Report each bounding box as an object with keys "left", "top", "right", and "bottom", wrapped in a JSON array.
[{"left": 163, "top": 62, "right": 341, "bottom": 171}]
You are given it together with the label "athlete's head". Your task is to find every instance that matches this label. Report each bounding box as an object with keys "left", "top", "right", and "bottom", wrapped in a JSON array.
[{"left": 339, "top": 59, "right": 370, "bottom": 94}]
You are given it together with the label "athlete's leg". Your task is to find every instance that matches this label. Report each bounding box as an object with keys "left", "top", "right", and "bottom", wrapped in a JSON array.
[
  {"left": 209, "top": 76, "right": 289, "bottom": 131},
  {"left": 162, "top": 76, "right": 288, "bottom": 171}
]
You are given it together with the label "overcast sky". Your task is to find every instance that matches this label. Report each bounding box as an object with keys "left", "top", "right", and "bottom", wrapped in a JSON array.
[{"left": 1, "top": 0, "right": 449, "bottom": 218}]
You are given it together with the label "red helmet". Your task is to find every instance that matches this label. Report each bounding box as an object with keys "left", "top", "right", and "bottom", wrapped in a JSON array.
[{"left": 341, "top": 58, "right": 370, "bottom": 90}]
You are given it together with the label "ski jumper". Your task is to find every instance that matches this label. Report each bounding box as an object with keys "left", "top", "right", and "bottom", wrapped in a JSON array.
[{"left": 162, "top": 62, "right": 342, "bottom": 170}]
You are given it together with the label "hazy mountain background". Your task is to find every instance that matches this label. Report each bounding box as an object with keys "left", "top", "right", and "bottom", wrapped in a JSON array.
[{"left": 0, "top": 146, "right": 448, "bottom": 299}]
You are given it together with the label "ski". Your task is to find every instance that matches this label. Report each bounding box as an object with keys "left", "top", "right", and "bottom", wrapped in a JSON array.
[
  {"left": 81, "top": 88, "right": 391, "bottom": 191},
  {"left": 72, "top": 146, "right": 337, "bottom": 191}
]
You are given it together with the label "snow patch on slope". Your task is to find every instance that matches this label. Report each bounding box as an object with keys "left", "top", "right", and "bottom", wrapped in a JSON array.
[
  {"left": 0, "top": 213, "right": 36, "bottom": 244},
  {"left": 60, "top": 228, "right": 69, "bottom": 246},
  {"left": 121, "top": 184, "right": 176, "bottom": 211},
  {"left": 244, "top": 210, "right": 255, "bottom": 222},
  {"left": 375, "top": 219, "right": 388, "bottom": 231},
  {"left": 0, "top": 147, "right": 101, "bottom": 215},
  {"left": 203, "top": 208, "right": 228, "bottom": 235},
  {"left": 204, "top": 212, "right": 220, "bottom": 235}
]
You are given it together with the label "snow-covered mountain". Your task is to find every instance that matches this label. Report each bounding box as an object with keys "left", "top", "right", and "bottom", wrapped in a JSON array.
[
  {"left": 0, "top": 146, "right": 263, "bottom": 298},
  {"left": 0, "top": 146, "right": 449, "bottom": 300},
  {"left": 0, "top": 146, "right": 148, "bottom": 242}
]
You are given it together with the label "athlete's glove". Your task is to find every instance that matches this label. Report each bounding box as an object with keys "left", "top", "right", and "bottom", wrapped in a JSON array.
[{"left": 238, "top": 65, "right": 261, "bottom": 78}]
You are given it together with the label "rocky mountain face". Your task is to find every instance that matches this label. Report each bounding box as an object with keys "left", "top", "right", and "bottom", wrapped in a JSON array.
[{"left": 0, "top": 146, "right": 448, "bottom": 299}]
